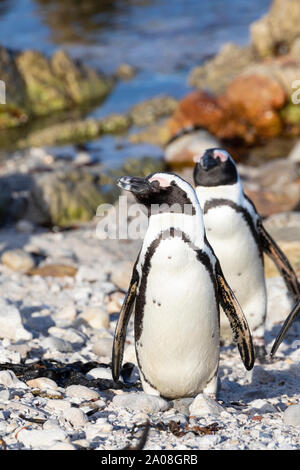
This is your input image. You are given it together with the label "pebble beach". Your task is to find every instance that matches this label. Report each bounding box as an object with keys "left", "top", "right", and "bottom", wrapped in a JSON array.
[{"left": 0, "top": 180, "right": 299, "bottom": 450}]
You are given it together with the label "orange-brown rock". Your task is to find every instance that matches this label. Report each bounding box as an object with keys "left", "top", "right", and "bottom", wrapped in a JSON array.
[
  {"left": 167, "top": 90, "right": 223, "bottom": 137},
  {"left": 28, "top": 264, "right": 77, "bottom": 277},
  {"left": 167, "top": 73, "right": 287, "bottom": 146},
  {"left": 224, "top": 74, "right": 286, "bottom": 139}
]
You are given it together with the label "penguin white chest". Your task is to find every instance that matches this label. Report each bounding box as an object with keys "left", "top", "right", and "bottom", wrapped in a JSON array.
[
  {"left": 135, "top": 237, "right": 219, "bottom": 399},
  {"left": 204, "top": 205, "right": 267, "bottom": 334}
]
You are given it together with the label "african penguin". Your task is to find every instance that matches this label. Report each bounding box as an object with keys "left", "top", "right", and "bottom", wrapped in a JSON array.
[
  {"left": 112, "top": 172, "right": 254, "bottom": 399},
  {"left": 193, "top": 148, "right": 300, "bottom": 360}
]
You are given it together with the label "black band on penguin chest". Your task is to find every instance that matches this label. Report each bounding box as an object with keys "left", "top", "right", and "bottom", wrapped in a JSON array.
[
  {"left": 134, "top": 228, "right": 219, "bottom": 342},
  {"left": 203, "top": 198, "right": 263, "bottom": 259}
]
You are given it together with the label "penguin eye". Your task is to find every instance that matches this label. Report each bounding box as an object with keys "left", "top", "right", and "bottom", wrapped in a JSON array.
[{"left": 150, "top": 180, "right": 161, "bottom": 191}]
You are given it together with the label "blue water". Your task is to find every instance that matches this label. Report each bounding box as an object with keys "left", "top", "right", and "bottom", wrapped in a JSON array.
[{"left": 0, "top": 0, "right": 272, "bottom": 163}]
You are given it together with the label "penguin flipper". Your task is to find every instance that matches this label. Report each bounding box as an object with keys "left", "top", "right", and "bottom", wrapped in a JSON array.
[
  {"left": 216, "top": 263, "right": 255, "bottom": 370},
  {"left": 112, "top": 270, "right": 139, "bottom": 382},
  {"left": 258, "top": 222, "right": 300, "bottom": 304},
  {"left": 271, "top": 299, "right": 300, "bottom": 357}
]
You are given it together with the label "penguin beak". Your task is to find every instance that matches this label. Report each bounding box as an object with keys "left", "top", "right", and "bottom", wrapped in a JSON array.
[
  {"left": 199, "top": 152, "right": 218, "bottom": 171},
  {"left": 117, "top": 176, "right": 153, "bottom": 195}
]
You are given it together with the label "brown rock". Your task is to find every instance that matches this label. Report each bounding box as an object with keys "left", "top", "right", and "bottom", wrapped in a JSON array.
[
  {"left": 167, "top": 90, "right": 224, "bottom": 138},
  {"left": 28, "top": 264, "right": 77, "bottom": 277},
  {"left": 224, "top": 74, "right": 285, "bottom": 139},
  {"left": 250, "top": 0, "right": 300, "bottom": 57},
  {"left": 264, "top": 241, "right": 300, "bottom": 278}
]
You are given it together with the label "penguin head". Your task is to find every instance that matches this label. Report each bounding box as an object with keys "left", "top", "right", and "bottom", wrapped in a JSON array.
[
  {"left": 117, "top": 172, "right": 199, "bottom": 215},
  {"left": 193, "top": 148, "right": 238, "bottom": 187}
]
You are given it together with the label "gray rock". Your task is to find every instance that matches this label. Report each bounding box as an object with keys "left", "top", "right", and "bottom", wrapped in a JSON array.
[
  {"left": 172, "top": 397, "right": 194, "bottom": 415},
  {"left": 63, "top": 407, "right": 88, "bottom": 427},
  {"left": 86, "top": 367, "right": 113, "bottom": 381},
  {"left": 0, "top": 370, "right": 28, "bottom": 389},
  {"left": 198, "top": 434, "right": 221, "bottom": 449},
  {"left": 0, "top": 299, "right": 32, "bottom": 341},
  {"left": 189, "top": 394, "right": 224, "bottom": 416},
  {"left": 283, "top": 404, "right": 300, "bottom": 426},
  {"left": 112, "top": 392, "right": 170, "bottom": 413},
  {"left": 65, "top": 385, "right": 100, "bottom": 401},
  {"left": 16, "top": 220, "right": 35, "bottom": 234},
  {"left": 42, "top": 336, "right": 73, "bottom": 353},
  {"left": 92, "top": 338, "right": 113, "bottom": 358},
  {"left": 251, "top": 399, "right": 277, "bottom": 414},
  {"left": 165, "top": 130, "right": 220, "bottom": 166},
  {"left": 17, "top": 428, "right": 67, "bottom": 449}
]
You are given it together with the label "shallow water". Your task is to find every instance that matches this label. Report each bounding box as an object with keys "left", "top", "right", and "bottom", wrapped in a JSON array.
[{"left": 0, "top": 0, "right": 272, "bottom": 164}]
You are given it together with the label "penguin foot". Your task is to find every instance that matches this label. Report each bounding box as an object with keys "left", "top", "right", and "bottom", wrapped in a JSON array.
[{"left": 254, "top": 344, "right": 268, "bottom": 364}]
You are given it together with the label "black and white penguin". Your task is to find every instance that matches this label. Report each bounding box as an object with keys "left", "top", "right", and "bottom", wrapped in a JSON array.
[
  {"left": 112, "top": 172, "right": 254, "bottom": 399},
  {"left": 193, "top": 148, "right": 300, "bottom": 359}
]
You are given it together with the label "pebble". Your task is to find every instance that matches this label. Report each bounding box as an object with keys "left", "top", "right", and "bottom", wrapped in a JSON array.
[
  {"left": 16, "top": 220, "right": 35, "bottom": 234},
  {"left": 43, "top": 419, "right": 61, "bottom": 430},
  {"left": 92, "top": 338, "right": 113, "bottom": 358},
  {"left": 26, "top": 377, "right": 58, "bottom": 390},
  {"left": 46, "top": 400, "right": 71, "bottom": 411},
  {"left": 112, "top": 392, "right": 170, "bottom": 413},
  {"left": 0, "top": 389, "right": 10, "bottom": 400},
  {"left": 79, "top": 306, "right": 109, "bottom": 329},
  {"left": 283, "top": 404, "right": 300, "bottom": 426},
  {"left": 85, "top": 419, "right": 113, "bottom": 440},
  {"left": 17, "top": 428, "right": 67, "bottom": 449},
  {"left": 63, "top": 407, "right": 88, "bottom": 427},
  {"left": 86, "top": 367, "right": 113, "bottom": 381},
  {"left": 0, "top": 370, "right": 28, "bottom": 389},
  {"left": 54, "top": 302, "right": 77, "bottom": 323},
  {"left": 251, "top": 399, "right": 277, "bottom": 414},
  {"left": 42, "top": 336, "right": 73, "bottom": 353},
  {"left": 48, "top": 326, "right": 86, "bottom": 345},
  {"left": 1, "top": 249, "right": 35, "bottom": 273},
  {"left": 173, "top": 397, "right": 194, "bottom": 415},
  {"left": 189, "top": 394, "right": 224, "bottom": 416},
  {"left": 0, "top": 300, "right": 32, "bottom": 341},
  {"left": 65, "top": 385, "right": 100, "bottom": 401},
  {"left": 198, "top": 434, "right": 221, "bottom": 449}
]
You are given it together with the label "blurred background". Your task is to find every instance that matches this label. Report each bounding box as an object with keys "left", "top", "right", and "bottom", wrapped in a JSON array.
[{"left": 1, "top": 0, "right": 300, "bottom": 229}]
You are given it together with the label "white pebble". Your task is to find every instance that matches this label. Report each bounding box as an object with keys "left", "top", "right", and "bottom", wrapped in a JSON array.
[
  {"left": 26, "top": 377, "right": 58, "bottom": 390},
  {"left": 0, "top": 300, "right": 32, "bottom": 341},
  {"left": 79, "top": 306, "right": 109, "bottom": 329},
  {"left": 112, "top": 392, "right": 170, "bottom": 413},
  {"left": 65, "top": 385, "right": 100, "bottom": 400},
  {"left": 63, "top": 407, "right": 88, "bottom": 427},
  {"left": 17, "top": 428, "right": 67, "bottom": 449},
  {"left": 189, "top": 394, "right": 224, "bottom": 416},
  {"left": 92, "top": 338, "right": 113, "bottom": 358},
  {"left": 86, "top": 367, "right": 113, "bottom": 381},
  {"left": 0, "top": 370, "right": 28, "bottom": 389},
  {"left": 283, "top": 404, "right": 300, "bottom": 426}
]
